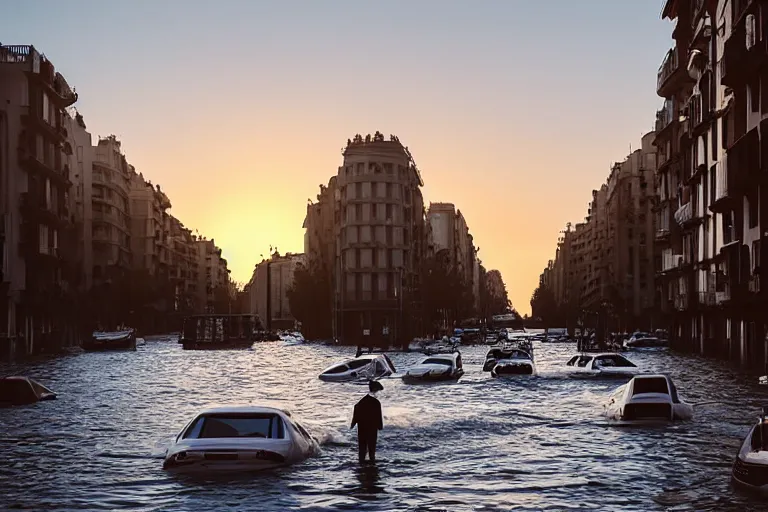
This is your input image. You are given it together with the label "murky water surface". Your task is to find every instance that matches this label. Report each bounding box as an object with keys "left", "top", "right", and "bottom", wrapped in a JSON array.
[{"left": 2, "top": 337, "right": 767, "bottom": 511}]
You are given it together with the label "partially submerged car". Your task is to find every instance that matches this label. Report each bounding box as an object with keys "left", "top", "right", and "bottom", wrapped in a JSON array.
[{"left": 163, "top": 406, "right": 319, "bottom": 474}]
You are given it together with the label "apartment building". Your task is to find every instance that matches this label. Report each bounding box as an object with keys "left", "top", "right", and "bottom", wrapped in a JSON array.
[
  {"left": 304, "top": 176, "right": 338, "bottom": 273},
  {"left": 426, "top": 202, "right": 479, "bottom": 305},
  {"left": 0, "top": 44, "right": 80, "bottom": 353},
  {"left": 603, "top": 135, "right": 657, "bottom": 329},
  {"left": 128, "top": 172, "right": 172, "bottom": 276},
  {"left": 247, "top": 252, "right": 305, "bottom": 330},
  {"left": 194, "top": 237, "right": 229, "bottom": 313},
  {"left": 656, "top": 0, "right": 767, "bottom": 369},
  {"left": 541, "top": 133, "right": 658, "bottom": 332},
  {"left": 90, "top": 136, "right": 132, "bottom": 283},
  {"left": 66, "top": 111, "right": 93, "bottom": 290},
  {"left": 168, "top": 215, "right": 199, "bottom": 313},
  {"left": 335, "top": 132, "right": 426, "bottom": 346}
]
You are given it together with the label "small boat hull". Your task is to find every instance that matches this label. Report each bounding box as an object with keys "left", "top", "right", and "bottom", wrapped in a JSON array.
[{"left": 83, "top": 331, "right": 136, "bottom": 351}]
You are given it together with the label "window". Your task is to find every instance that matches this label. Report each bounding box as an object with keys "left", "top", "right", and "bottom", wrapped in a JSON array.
[
  {"left": 384, "top": 163, "right": 393, "bottom": 174},
  {"left": 749, "top": 193, "right": 759, "bottom": 229},
  {"left": 361, "top": 225, "right": 371, "bottom": 243},
  {"left": 355, "top": 182, "right": 362, "bottom": 198},
  {"left": 39, "top": 225, "right": 49, "bottom": 254},
  {"left": 751, "top": 77, "right": 760, "bottom": 113},
  {"left": 632, "top": 378, "right": 670, "bottom": 396},
  {"left": 42, "top": 92, "right": 50, "bottom": 123},
  {"left": 185, "top": 413, "right": 285, "bottom": 439}
]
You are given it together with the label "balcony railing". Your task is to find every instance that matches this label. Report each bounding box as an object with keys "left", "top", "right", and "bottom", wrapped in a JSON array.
[
  {"left": 0, "top": 45, "right": 33, "bottom": 63},
  {"left": 657, "top": 47, "right": 679, "bottom": 92},
  {"left": 715, "top": 158, "right": 729, "bottom": 200},
  {"left": 716, "top": 284, "right": 732, "bottom": 303},
  {"left": 674, "top": 201, "right": 693, "bottom": 225},
  {"left": 661, "top": 250, "right": 682, "bottom": 271},
  {"left": 698, "top": 290, "right": 716, "bottom": 305},
  {"left": 674, "top": 293, "right": 689, "bottom": 310},
  {"left": 655, "top": 98, "right": 676, "bottom": 132}
]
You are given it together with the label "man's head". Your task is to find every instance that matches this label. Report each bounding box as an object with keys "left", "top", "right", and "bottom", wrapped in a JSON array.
[{"left": 368, "top": 380, "right": 384, "bottom": 393}]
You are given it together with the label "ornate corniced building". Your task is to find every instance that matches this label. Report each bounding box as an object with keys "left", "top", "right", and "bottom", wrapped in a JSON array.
[{"left": 334, "top": 132, "right": 426, "bottom": 346}]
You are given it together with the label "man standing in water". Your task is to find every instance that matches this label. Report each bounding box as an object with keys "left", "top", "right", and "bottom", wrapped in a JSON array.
[{"left": 350, "top": 380, "right": 384, "bottom": 463}]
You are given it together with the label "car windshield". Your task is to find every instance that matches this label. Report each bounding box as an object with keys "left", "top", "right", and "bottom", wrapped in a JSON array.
[
  {"left": 348, "top": 358, "right": 372, "bottom": 370},
  {"left": 184, "top": 413, "right": 285, "bottom": 439},
  {"left": 595, "top": 355, "right": 636, "bottom": 368},
  {"left": 632, "top": 377, "right": 670, "bottom": 396},
  {"left": 322, "top": 364, "right": 348, "bottom": 374},
  {"left": 421, "top": 358, "right": 452, "bottom": 366}
]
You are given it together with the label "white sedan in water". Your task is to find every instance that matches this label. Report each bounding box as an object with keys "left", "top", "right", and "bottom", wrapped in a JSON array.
[{"left": 163, "top": 406, "right": 320, "bottom": 474}]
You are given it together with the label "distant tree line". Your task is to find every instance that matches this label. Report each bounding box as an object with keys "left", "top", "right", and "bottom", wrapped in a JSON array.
[{"left": 286, "top": 251, "right": 515, "bottom": 341}]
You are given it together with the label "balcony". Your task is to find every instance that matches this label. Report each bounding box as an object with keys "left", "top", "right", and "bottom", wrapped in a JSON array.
[
  {"left": 722, "top": 3, "right": 768, "bottom": 87},
  {"left": 698, "top": 290, "right": 716, "bottom": 306},
  {"left": 674, "top": 293, "right": 689, "bottom": 311},
  {"left": 749, "top": 274, "right": 761, "bottom": 293},
  {"left": 710, "top": 158, "right": 735, "bottom": 213},
  {"left": 674, "top": 201, "right": 693, "bottom": 226},
  {"left": 657, "top": 47, "right": 693, "bottom": 97},
  {"left": 655, "top": 98, "right": 676, "bottom": 133}
]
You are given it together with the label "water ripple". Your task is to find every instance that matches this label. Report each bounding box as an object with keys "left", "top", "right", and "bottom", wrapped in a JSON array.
[{"left": 0, "top": 337, "right": 764, "bottom": 510}]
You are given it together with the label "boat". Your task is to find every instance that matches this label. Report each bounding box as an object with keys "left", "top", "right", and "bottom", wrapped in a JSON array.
[
  {"left": 732, "top": 407, "right": 768, "bottom": 490},
  {"left": 408, "top": 336, "right": 459, "bottom": 355},
  {"left": 180, "top": 314, "right": 260, "bottom": 350},
  {"left": 402, "top": 352, "right": 464, "bottom": 383},
  {"left": 623, "top": 332, "right": 668, "bottom": 349},
  {"left": 163, "top": 406, "right": 319, "bottom": 474},
  {"left": 0, "top": 376, "right": 56, "bottom": 407},
  {"left": 490, "top": 349, "right": 536, "bottom": 377},
  {"left": 82, "top": 329, "right": 137, "bottom": 351},
  {"left": 318, "top": 353, "right": 396, "bottom": 382},
  {"left": 566, "top": 352, "right": 639, "bottom": 379},
  {"left": 280, "top": 331, "right": 305, "bottom": 346},
  {"left": 605, "top": 374, "right": 693, "bottom": 422}
]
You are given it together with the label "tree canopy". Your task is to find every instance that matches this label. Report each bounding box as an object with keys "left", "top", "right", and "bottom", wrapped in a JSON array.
[{"left": 286, "top": 261, "right": 333, "bottom": 339}]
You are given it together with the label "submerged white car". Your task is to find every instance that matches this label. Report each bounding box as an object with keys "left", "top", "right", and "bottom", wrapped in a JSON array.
[
  {"left": 566, "top": 353, "right": 639, "bottom": 379},
  {"left": 491, "top": 349, "right": 536, "bottom": 377},
  {"left": 318, "top": 354, "right": 396, "bottom": 382},
  {"left": 605, "top": 375, "right": 693, "bottom": 422},
  {"left": 402, "top": 353, "right": 464, "bottom": 383},
  {"left": 163, "top": 406, "right": 319, "bottom": 473}
]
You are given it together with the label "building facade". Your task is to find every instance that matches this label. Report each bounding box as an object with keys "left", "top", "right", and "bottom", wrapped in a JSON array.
[
  {"left": 247, "top": 252, "right": 305, "bottom": 330},
  {"left": 334, "top": 132, "right": 426, "bottom": 346},
  {"left": 91, "top": 135, "right": 132, "bottom": 283},
  {"left": 0, "top": 45, "right": 80, "bottom": 355},
  {"left": 426, "top": 202, "right": 479, "bottom": 307},
  {"left": 539, "top": 133, "right": 658, "bottom": 333},
  {"left": 656, "top": 0, "right": 768, "bottom": 369}
]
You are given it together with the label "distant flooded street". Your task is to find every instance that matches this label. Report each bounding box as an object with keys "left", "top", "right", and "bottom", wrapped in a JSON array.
[{"left": 2, "top": 339, "right": 768, "bottom": 511}]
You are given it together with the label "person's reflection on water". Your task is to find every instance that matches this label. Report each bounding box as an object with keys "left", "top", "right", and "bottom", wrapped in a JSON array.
[
  {"left": 354, "top": 461, "right": 384, "bottom": 494},
  {"left": 351, "top": 380, "right": 384, "bottom": 463}
]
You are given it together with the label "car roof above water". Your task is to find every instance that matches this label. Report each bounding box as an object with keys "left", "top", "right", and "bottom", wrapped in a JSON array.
[{"left": 194, "top": 405, "right": 293, "bottom": 417}]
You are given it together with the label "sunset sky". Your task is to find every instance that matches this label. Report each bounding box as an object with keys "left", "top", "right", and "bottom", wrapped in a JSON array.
[{"left": 3, "top": 1, "right": 672, "bottom": 315}]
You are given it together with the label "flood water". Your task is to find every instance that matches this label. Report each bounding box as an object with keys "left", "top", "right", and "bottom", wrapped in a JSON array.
[{"left": 2, "top": 337, "right": 768, "bottom": 511}]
